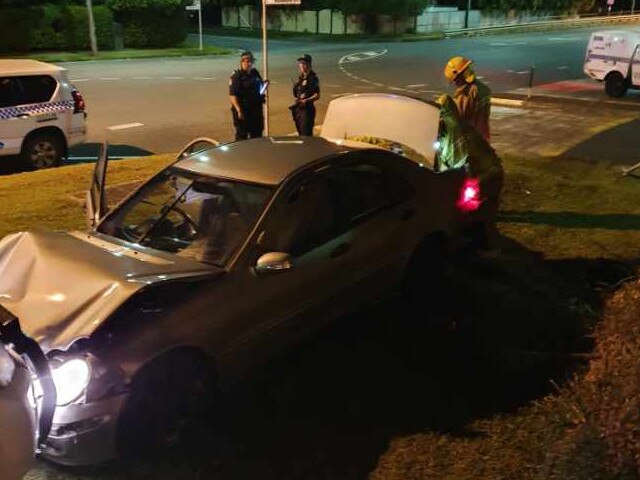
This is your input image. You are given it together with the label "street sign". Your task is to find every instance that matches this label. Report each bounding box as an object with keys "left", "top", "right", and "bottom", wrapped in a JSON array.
[
  {"left": 185, "top": 1, "right": 203, "bottom": 50},
  {"left": 607, "top": 0, "right": 614, "bottom": 5},
  {"left": 265, "top": 0, "right": 301, "bottom": 5}
]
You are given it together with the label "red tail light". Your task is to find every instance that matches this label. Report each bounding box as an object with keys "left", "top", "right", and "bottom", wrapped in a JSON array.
[
  {"left": 457, "top": 177, "right": 482, "bottom": 212},
  {"left": 71, "top": 90, "right": 85, "bottom": 113}
]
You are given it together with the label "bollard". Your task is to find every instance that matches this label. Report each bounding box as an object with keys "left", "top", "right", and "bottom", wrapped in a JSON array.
[{"left": 527, "top": 65, "right": 536, "bottom": 100}]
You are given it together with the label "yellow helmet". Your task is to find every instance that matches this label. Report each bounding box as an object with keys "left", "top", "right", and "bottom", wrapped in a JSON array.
[{"left": 444, "top": 56, "right": 472, "bottom": 81}]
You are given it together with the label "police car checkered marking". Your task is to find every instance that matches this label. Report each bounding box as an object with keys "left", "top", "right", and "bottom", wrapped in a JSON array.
[{"left": 0, "top": 100, "right": 74, "bottom": 121}]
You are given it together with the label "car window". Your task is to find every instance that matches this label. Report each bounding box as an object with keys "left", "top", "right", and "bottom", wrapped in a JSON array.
[
  {"left": 274, "top": 174, "right": 335, "bottom": 256},
  {"left": 17, "top": 75, "right": 57, "bottom": 104},
  {"left": 329, "top": 153, "right": 414, "bottom": 226},
  {"left": 0, "top": 77, "right": 21, "bottom": 108}
]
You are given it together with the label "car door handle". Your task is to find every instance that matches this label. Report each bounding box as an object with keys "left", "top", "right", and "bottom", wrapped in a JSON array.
[
  {"left": 401, "top": 208, "right": 416, "bottom": 221},
  {"left": 330, "top": 242, "right": 351, "bottom": 258}
]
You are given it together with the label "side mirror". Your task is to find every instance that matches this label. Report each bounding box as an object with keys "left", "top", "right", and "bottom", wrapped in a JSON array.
[{"left": 254, "top": 252, "right": 293, "bottom": 275}]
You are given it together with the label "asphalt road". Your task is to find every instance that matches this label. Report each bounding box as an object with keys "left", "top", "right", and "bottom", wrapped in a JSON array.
[{"left": 62, "top": 25, "right": 640, "bottom": 161}]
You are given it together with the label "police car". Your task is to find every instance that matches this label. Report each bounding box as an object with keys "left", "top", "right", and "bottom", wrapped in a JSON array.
[{"left": 0, "top": 59, "right": 87, "bottom": 169}]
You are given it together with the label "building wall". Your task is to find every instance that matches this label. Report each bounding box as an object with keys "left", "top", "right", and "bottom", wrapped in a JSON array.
[{"left": 221, "top": 6, "right": 551, "bottom": 34}]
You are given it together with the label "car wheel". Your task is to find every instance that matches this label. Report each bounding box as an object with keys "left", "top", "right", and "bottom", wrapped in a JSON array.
[
  {"left": 116, "top": 351, "right": 218, "bottom": 457},
  {"left": 604, "top": 72, "right": 628, "bottom": 98},
  {"left": 402, "top": 234, "right": 447, "bottom": 305},
  {"left": 21, "top": 132, "right": 65, "bottom": 169}
]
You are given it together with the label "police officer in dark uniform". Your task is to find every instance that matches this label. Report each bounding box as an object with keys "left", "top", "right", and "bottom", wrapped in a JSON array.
[
  {"left": 290, "top": 54, "right": 320, "bottom": 136},
  {"left": 229, "top": 51, "right": 268, "bottom": 141}
]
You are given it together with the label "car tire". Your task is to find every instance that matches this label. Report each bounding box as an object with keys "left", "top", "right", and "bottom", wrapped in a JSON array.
[
  {"left": 401, "top": 234, "right": 448, "bottom": 306},
  {"left": 116, "top": 350, "right": 218, "bottom": 457},
  {"left": 604, "top": 72, "right": 628, "bottom": 98},
  {"left": 21, "top": 132, "right": 65, "bottom": 169}
]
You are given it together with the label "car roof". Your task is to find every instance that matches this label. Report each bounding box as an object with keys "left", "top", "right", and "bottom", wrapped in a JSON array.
[
  {"left": 173, "top": 136, "right": 354, "bottom": 186},
  {"left": 0, "top": 59, "right": 65, "bottom": 76}
]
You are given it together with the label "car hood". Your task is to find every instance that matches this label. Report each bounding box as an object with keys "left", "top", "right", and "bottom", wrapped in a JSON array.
[{"left": 0, "top": 231, "right": 220, "bottom": 352}]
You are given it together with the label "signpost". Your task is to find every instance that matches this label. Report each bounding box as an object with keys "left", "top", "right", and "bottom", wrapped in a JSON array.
[
  {"left": 186, "top": 0, "right": 203, "bottom": 51},
  {"left": 262, "top": 0, "right": 301, "bottom": 135}
]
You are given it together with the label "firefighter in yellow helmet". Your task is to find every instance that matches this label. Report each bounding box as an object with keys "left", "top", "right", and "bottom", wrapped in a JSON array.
[{"left": 444, "top": 56, "right": 492, "bottom": 142}]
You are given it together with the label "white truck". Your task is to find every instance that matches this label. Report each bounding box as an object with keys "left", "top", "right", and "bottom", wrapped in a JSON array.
[{"left": 584, "top": 29, "right": 640, "bottom": 97}]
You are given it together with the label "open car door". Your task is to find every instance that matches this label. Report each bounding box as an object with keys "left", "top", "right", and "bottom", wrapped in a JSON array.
[
  {"left": 177, "top": 137, "right": 220, "bottom": 160},
  {"left": 320, "top": 93, "right": 441, "bottom": 168},
  {"left": 85, "top": 141, "right": 109, "bottom": 229}
]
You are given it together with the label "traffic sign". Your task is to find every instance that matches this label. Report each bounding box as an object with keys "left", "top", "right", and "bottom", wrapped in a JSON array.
[
  {"left": 266, "top": 0, "right": 301, "bottom": 5},
  {"left": 186, "top": 0, "right": 200, "bottom": 10}
]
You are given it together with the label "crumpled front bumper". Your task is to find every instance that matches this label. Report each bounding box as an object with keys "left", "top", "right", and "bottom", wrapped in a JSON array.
[{"left": 41, "top": 393, "right": 128, "bottom": 467}]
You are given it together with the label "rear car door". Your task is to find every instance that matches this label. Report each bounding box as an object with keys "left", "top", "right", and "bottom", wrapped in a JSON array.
[{"left": 324, "top": 150, "right": 420, "bottom": 303}]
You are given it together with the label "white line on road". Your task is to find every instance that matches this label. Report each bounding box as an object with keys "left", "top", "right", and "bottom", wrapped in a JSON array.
[
  {"left": 107, "top": 122, "right": 144, "bottom": 131},
  {"left": 193, "top": 77, "right": 216, "bottom": 80},
  {"left": 70, "top": 78, "right": 89, "bottom": 82},
  {"left": 388, "top": 86, "right": 406, "bottom": 91},
  {"left": 372, "top": 82, "right": 384, "bottom": 87},
  {"left": 100, "top": 77, "right": 120, "bottom": 81},
  {"left": 133, "top": 76, "right": 151, "bottom": 80},
  {"left": 405, "top": 83, "right": 427, "bottom": 88},
  {"left": 166, "top": 77, "right": 185, "bottom": 80}
]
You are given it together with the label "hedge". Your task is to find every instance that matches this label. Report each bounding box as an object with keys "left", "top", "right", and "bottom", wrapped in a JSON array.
[
  {"left": 0, "top": 5, "right": 114, "bottom": 53},
  {"left": 119, "top": 8, "right": 188, "bottom": 48}
]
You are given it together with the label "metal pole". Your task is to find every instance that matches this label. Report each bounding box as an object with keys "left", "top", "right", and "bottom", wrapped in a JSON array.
[
  {"left": 465, "top": 0, "right": 471, "bottom": 29},
  {"left": 85, "top": 0, "right": 98, "bottom": 56},
  {"left": 198, "top": 1, "right": 203, "bottom": 51},
  {"left": 262, "top": 0, "right": 269, "bottom": 136}
]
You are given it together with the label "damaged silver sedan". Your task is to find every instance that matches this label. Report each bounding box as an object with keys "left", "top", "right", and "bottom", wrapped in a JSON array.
[{"left": 0, "top": 94, "right": 502, "bottom": 466}]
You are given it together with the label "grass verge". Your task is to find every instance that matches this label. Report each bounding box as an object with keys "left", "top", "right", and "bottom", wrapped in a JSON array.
[
  {"left": 1, "top": 45, "right": 231, "bottom": 63},
  {"left": 4, "top": 151, "right": 640, "bottom": 479}
]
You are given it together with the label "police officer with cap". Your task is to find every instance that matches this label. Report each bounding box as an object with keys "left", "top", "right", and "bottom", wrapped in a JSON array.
[
  {"left": 290, "top": 54, "right": 320, "bottom": 136},
  {"left": 229, "top": 51, "right": 268, "bottom": 141}
]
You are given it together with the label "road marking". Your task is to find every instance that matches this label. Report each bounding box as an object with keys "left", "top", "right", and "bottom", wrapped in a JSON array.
[
  {"left": 405, "top": 83, "right": 427, "bottom": 88},
  {"left": 557, "top": 66, "right": 570, "bottom": 70},
  {"left": 100, "top": 77, "right": 119, "bottom": 81},
  {"left": 166, "top": 76, "right": 184, "bottom": 80},
  {"left": 107, "top": 122, "right": 144, "bottom": 131},
  {"left": 70, "top": 78, "right": 89, "bottom": 82},
  {"left": 517, "top": 70, "right": 530, "bottom": 75},
  {"left": 133, "top": 76, "right": 151, "bottom": 80},
  {"left": 491, "top": 41, "right": 527, "bottom": 46},
  {"left": 388, "top": 86, "right": 406, "bottom": 91},
  {"left": 338, "top": 50, "right": 388, "bottom": 64},
  {"left": 194, "top": 77, "right": 216, "bottom": 80}
]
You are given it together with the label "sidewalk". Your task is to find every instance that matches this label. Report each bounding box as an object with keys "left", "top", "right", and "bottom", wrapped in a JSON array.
[{"left": 489, "top": 97, "right": 640, "bottom": 165}]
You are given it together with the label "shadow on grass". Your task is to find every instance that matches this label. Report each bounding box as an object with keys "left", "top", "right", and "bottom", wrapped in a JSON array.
[
  {"left": 499, "top": 210, "right": 640, "bottom": 230},
  {"left": 31, "top": 236, "right": 638, "bottom": 480}
]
